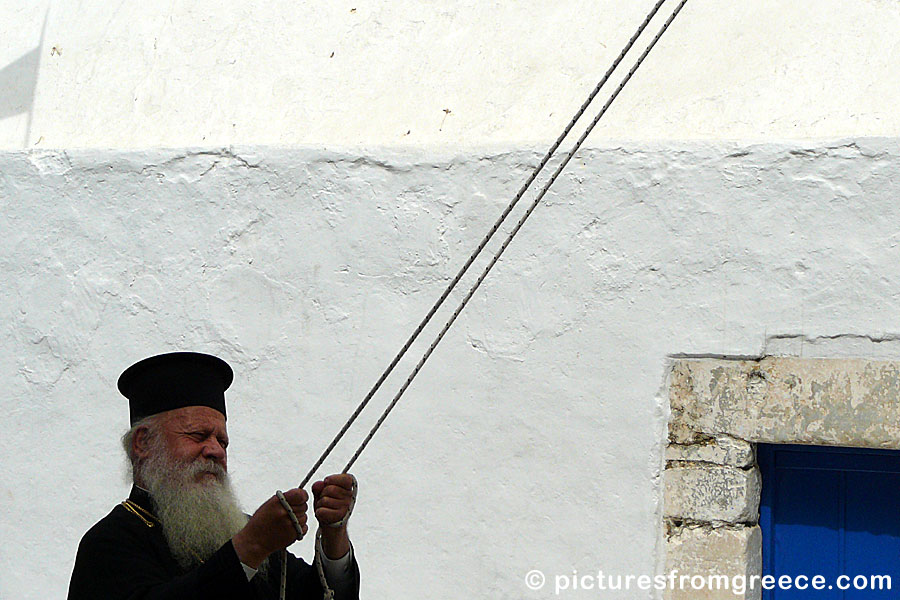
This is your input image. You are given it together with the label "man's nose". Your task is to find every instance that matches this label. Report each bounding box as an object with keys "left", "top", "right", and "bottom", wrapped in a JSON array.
[{"left": 201, "top": 438, "right": 226, "bottom": 460}]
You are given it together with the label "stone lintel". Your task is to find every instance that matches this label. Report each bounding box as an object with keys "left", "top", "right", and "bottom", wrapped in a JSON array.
[{"left": 669, "top": 358, "right": 900, "bottom": 448}]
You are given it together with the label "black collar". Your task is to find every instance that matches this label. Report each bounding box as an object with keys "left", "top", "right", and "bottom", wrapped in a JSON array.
[{"left": 128, "top": 485, "right": 157, "bottom": 514}]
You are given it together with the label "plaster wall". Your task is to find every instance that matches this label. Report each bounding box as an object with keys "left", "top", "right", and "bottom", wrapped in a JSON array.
[
  {"left": 3, "top": 140, "right": 900, "bottom": 598},
  {"left": 3, "top": 0, "right": 900, "bottom": 148}
]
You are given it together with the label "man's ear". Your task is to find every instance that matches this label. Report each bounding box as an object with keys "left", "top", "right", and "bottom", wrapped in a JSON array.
[{"left": 132, "top": 426, "right": 152, "bottom": 460}]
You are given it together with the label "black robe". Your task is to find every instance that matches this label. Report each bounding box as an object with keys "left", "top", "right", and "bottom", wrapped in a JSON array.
[{"left": 68, "top": 487, "right": 360, "bottom": 600}]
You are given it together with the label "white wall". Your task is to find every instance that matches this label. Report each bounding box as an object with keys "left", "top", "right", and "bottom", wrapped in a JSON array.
[
  {"left": 2, "top": 0, "right": 900, "bottom": 148},
  {"left": 3, "top": 141, "right": 900, "bottom": 598},
  {"left": 3, "top": 1, "right": 900, "bottom": 598}
]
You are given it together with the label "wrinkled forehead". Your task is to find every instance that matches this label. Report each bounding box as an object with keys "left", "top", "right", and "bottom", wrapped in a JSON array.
[{"left": 159, "top": 405, "right": 228, "bottom": 433}]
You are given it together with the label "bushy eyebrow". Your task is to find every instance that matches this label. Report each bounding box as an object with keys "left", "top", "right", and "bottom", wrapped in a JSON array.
[
  {"left": 168, "top": 416, "right": 228, "bottom": 438},
  {"left": 171, "top": 424, "right": 230, "bottom": 450}
]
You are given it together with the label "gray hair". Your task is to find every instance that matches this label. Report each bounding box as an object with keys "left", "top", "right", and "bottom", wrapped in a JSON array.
[{"left": 121, "top": 414, "right": 163, "bottom": 482}]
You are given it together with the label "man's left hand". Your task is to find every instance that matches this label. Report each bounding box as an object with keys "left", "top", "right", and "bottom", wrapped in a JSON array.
[{"left": 311, "top": 474, "right": 356, "bottom": 559}]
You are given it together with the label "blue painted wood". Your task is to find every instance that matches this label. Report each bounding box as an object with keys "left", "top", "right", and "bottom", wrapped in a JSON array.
[{"left": 758, "top": 444, "right": 900, "bottom": 599}]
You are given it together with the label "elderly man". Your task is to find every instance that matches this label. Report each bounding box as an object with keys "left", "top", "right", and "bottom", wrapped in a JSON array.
[{"left": 68, "top": 352, "right": 360, "bottom": 599}]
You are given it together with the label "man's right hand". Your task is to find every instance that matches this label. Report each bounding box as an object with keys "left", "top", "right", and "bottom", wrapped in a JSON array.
[{"left": 232, "top": 488, "right": 309, "bottom": 568}]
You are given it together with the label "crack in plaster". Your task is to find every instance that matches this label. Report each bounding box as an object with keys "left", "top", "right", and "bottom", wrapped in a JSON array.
[
  {"left": 666, "top": 333, "right": 900, "bottom": 367},
  {"left": 762, "top": 333, "right": 900, "bottom": 359},
  {"left": 767, "top": 333, "right": 900, "bottom": 345},
  {"left": 138, "top": 148, "right": 266, "bottom": 177}
]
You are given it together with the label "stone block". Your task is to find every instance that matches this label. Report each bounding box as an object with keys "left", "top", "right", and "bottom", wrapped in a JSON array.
[
  {"left": 666, "top": 435, "right": 753, "bottom": 468},
  {"left": 669, "top": 358, "right": 900, "bottom": 447},
  {"left": 664, "top": 465, "right": 760, "bottom": 523},
  {"left": 665, "top": 525, "right": 762, "bottom": 600}
]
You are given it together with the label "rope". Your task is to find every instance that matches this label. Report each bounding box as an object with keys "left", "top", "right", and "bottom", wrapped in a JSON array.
[
  {"left": 276, "top": 490, "right": 306, "bottom": 540},
  {"left": 276, "top": 490, "right": 305, "bottom": 600},
  {"left": 313, "top": 530, "right": 335, "bottom": 600},
  {"left": 341, "top": 0, "right": 689, "bottom": 475},
  {"left": 280, "top": 1, "right": 690, "bottom": 597},
  {"left": 277, "top": 479, "right": 358, "bottom": 600},
  {"left": 312, "top": 476, "right": 356, "bottom": 600},
  {"left": 298, "top": 0, "right": 673, "bottom": 492}
]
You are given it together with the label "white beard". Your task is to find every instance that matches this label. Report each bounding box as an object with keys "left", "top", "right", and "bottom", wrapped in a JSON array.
[{"left": 140, "top": 448, "right": 253, "bottom": 572}]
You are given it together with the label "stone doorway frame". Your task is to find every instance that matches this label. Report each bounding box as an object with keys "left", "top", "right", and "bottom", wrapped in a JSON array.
[{"left": 663, "top": 357, "right": 900, "bottom": 599}]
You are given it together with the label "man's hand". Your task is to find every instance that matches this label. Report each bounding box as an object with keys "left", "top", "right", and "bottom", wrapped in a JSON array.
[
  {"left": 232, "top": 488, "right": 309, "bottom": 568},
  {"left": 312, "top": 474, "right": 356, "bottom": 559}
]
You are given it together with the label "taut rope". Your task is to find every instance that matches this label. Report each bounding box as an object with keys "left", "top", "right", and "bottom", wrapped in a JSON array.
[
  {"left": 337, "top": 0, "right": 689, "bottom": 476},
  {"left": 279, "top": 1, "right": 690, "bottom": 597},
  {"left": 295, "top": 0, "right": 673, "bottom": 493}
]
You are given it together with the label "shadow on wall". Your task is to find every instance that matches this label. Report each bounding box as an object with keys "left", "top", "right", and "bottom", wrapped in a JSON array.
[
  {"left": 0, "top": 46, "right": 40, "bottom": 121},
  {"left": 0, "top": 7, "right": 47, "bottom": 146}
]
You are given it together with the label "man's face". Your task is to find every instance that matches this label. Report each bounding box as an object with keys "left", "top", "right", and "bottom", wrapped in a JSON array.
[
  {"left": 134, "top": 405, "right": 246, "bottom": 569},
  {"left": 154, "top": 405, "right": 229, "bottom": 482}
]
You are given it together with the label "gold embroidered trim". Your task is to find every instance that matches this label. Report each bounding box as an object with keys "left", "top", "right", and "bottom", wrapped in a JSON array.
[{"left": 121, "top": 499, "right": 158, "bottom": 528}]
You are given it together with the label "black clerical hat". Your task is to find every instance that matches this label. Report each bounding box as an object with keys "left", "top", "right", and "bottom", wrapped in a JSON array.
[{"left": 118, "top": 352, "right": 234, "bottom": 424}]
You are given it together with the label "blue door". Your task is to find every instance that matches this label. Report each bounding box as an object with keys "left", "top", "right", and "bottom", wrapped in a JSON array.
[{"left": 758, "top": 444, "right": 900, "bottom": 599}]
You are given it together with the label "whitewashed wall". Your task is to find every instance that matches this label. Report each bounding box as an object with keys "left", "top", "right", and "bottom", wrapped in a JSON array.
[
  {"left": 2, "top": 0, "right": 900, "bottom": 148},
  {"left": 2, "top": 141, "right": 900, "bottom": 598},
  {"left": 3, "top": 0, "right": 900, "bottom": 598}
]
